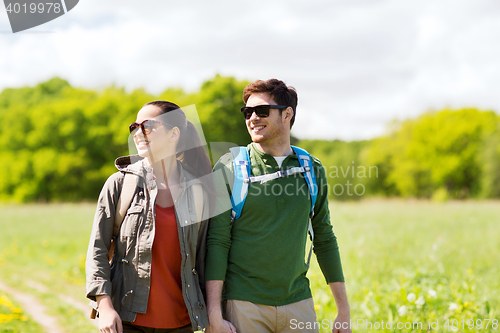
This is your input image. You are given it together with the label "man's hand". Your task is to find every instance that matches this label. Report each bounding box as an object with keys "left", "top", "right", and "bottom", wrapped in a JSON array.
[
  {"left": 205, "top": 280, "right": 237, "bottom": 333},
  {"left": 329, "top": 282, "right": 351, "bottom": 333},
  {"left": 332, "top": 312, "right": 351, "bottom": 333},
  {"left": 96, "top": 295, "right": 123, "bottom": 333},
  {"left": 205, "top": 316, "right": 237, "bottom": 333}
]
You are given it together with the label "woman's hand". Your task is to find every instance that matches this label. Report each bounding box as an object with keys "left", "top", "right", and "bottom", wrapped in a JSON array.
[{"left": 96, "top": 295, "right": 123, "bottom": 333}]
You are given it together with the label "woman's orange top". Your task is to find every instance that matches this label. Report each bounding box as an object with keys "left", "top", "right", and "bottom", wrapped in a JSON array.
[{"left": 133, "top": 204, "right": 191, "bottom": 328}]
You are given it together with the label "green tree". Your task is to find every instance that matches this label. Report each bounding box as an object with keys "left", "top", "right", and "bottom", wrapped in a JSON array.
[
  {"left": 0, "top": 80, "right": 153, "bottom": 202},
  {"left": 0, "top": 75, "right": 253, "bottom": 202},
  {"left": 298, "top": 139, "right": 370, "bottom": 200},
  {"left": 479, "top": 121, "right": 500, "bottom": 198},
  {"left": 366, "top": 108, "right": 499, "bottom": 198},
  {"left": 195, "top": 75, "right": 250, "bottom": 146}
]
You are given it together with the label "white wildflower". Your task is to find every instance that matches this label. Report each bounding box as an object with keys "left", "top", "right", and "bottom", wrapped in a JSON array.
[
  {"left": 428, "top": 289, "right": 437, "bottom": 298},
  {"left": 415, "top": 296, "right": 425, "bottom": 305},
  {"left": 449, "top": 302, "right": 459, "bottom": 311},
  {"left": 407, "top": 293, "right": 416, "bottom": 303},
  {"left": 398, "top": 305, "right": 408, "bottom": 316}
]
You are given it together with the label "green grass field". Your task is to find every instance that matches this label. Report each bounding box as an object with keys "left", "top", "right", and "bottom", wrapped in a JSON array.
[{"left": 0, "top": 200, "right": 498, "bottom": 332}]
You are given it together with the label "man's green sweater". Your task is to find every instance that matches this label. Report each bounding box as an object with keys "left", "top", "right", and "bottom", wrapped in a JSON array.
[{"left": 205, "top": 143, "right": 344, "bottom": 306}]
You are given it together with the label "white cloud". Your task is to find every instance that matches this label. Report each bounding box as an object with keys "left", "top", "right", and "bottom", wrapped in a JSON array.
[{"left": 1, "top": 0, "right": 499, "bottom": 140}]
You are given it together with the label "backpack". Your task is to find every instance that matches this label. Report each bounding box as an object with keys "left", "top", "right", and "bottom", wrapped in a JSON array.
[{"left": 229, "top": 145, "right": 318, "bottom": 267}]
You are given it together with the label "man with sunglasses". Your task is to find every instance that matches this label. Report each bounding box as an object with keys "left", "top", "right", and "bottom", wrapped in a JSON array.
[{"left": 205, "top": 79, "right": 351, "bottom": 333}]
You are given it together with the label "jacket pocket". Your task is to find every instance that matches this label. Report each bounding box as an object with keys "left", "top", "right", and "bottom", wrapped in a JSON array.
[
  {"left": 121, "top": 290, "right": 134, "bottom": 310},
  {"left": 121, "top": 205, "right": 144, "bottom": 237}
]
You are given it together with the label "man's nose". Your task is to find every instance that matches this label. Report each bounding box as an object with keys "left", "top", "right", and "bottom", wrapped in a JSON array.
[{"left": 249, "top": 110, "right": 261, "bottom": 121}]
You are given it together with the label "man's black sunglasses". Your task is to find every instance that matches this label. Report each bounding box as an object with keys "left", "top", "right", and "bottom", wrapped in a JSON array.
[{"left": 240, "top": 105, "right": 288, "bottom": 119}]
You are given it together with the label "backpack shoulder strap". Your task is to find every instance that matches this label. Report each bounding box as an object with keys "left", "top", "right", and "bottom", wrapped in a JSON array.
[
  {"left": 191, "top": 183, "right": 204, "bottom": 231},
  {"left": 291, "top": 146, "right": 318, "bottom": 267},
  {"left": 113, "top": 172, "right": 139, "bottom": 236},
  {"left": 229, "top": 146, "right": 251, "bottom": 223},
  {"left": 291, "top": 146, "right": 318, "bottom": 217}
]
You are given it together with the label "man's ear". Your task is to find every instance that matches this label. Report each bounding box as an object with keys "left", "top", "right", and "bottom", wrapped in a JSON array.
[{"left": 283, "top": 107, "right": 294, "bottom": 122}]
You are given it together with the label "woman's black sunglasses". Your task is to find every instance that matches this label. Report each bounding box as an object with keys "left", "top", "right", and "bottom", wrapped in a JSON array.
[
  {"left": 240, "top": 105, "right": 288, "bottom": 119},
  {"left": 129, "top": 119, "right": 173, "bottom": 136}
]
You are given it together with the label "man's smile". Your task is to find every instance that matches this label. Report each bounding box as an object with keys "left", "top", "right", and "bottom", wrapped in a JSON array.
[{"left": 251, "top": 124, "right": 266, "bottom": 132}]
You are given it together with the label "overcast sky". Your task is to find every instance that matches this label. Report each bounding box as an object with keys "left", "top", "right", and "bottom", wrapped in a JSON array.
[{"left": 1, "top": 0, "right": 499, "bottom": 140}]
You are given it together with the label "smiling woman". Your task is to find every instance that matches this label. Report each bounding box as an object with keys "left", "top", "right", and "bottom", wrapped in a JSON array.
[{"left": 85, "top": 101, "right": 212, "bottom": 333}]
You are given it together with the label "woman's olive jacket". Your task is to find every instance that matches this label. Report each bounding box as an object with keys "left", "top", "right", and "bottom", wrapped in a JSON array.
[{"left": 86, "top": 155, "right": 209, "bottom": 331}]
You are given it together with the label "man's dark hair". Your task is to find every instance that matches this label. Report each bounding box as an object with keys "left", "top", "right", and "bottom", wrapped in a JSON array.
[{"left": 243, "top": 79, "right": 298, "bottom": 129}]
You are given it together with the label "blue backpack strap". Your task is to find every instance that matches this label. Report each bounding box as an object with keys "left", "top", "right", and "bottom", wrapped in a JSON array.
[
  {"left": 291, "top": 146, "right": 318, "bottom": 267},
  {"left": 291, "top": 146, "right": 318, "bottom": 217},
  {"left": 229, "top": 146, "right": 251, "bottom": 223}
]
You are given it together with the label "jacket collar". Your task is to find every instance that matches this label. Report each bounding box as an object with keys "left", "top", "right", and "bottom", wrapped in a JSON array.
[{"left": 115, "top": 155, "right": 147, "bottom": 178}]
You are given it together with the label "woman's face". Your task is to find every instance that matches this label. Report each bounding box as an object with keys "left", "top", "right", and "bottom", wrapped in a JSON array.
[{"left": 133, "top": 105, "right": 177, "bottom": 161}]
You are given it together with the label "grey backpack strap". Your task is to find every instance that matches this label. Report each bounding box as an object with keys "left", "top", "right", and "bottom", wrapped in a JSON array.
[
  {"left": 306, "top": 219, "right": 314, "bottom": 267},
  {"left": 113, "top": 172, "right": 139, "bottom": 237},
  {"left": 191, "top": 183, "right": 204, "bottom": 231}
]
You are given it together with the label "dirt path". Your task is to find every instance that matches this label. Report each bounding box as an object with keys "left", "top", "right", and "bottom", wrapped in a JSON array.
[
  {"left": 25, "top": 279, "right": 99, "bottom": 329},
  {"left": 0, "top": 280, "right": 65, "bottom": 333}
]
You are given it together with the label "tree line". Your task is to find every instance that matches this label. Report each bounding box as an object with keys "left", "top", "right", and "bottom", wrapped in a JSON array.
[
  {"left": 0, "top": 76, "right": 499, "bottom": 202},
  {"left": 303, "top": 108, "right": 500, "bottom": 200}
]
